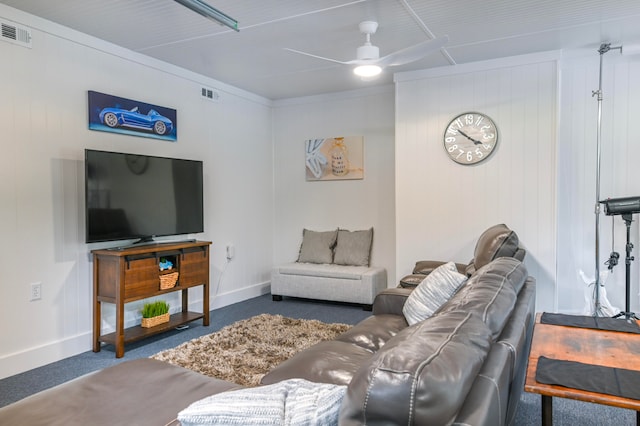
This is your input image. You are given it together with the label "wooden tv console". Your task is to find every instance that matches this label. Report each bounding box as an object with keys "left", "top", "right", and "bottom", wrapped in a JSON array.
[{"left": 92, "top": 240, "right": 211, "bottom": 358}]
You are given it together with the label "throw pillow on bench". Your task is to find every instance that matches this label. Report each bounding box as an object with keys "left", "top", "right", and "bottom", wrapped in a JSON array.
[{"left": 297, "top": 228, "right": 373, "bottom": 267}]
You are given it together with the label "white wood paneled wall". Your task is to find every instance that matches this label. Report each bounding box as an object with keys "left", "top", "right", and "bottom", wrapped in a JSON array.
[
  {"left": 0, "top": 5, "right": 274, "bottom": 378},
  {"left": 272, "top": 87, "right": 396, "bottom": 282},
  {"left": 395, "top": 53, "right": 558, "bottom": 312}
]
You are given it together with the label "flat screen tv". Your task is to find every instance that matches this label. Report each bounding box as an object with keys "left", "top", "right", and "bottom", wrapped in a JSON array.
[{"left": 85, "top": 149, "right": 203, "bottom": 244}]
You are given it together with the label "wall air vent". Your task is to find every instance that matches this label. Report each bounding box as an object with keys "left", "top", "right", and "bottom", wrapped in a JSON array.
[
  {"left": 0, "top": 18, "right": 32, "bottom": 48},
  {"left": 201, "top": 86, "right": 220, "bottom": 103}
]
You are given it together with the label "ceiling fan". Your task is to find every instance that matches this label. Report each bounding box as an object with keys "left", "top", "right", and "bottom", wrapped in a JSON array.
[{"left": 285, "top": 21, "right": 448, "bottom": 78}]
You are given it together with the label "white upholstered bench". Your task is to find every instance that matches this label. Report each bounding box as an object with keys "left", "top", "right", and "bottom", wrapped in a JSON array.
[
  {"left": 271, "top": 262, "right": 387, "bottom": 310},
  {"left": 271, "top": 228, "right": 387, "bottom": 310}
]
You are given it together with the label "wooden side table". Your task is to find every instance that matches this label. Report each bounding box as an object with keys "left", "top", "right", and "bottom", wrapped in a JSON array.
[{"left": 525, "top": 313, "right": 640, "bottom": 425}]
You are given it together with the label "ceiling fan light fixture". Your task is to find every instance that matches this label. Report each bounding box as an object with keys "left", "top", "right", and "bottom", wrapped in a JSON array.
[
  {"left": 357, "top": 44, "right": 379, "bottom": 60},
  {"left": 353, "top": 64, "right": 382, "bottom": 77}
]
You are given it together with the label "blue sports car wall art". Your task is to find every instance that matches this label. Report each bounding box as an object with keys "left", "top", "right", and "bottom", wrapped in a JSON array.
[
  {"left": 88, "top": 91, "right": 177, "bottom": 141},
  {"left": 98, "top": 106, "right": 173, "bottom": 135}
]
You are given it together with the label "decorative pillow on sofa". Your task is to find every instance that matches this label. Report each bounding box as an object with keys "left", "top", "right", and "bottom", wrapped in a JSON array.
[
  {"left": 297, "top": 228, "right": 338, "bottom": 264},
  {"left": 333, "top": 228, "right": 373, "bottom": 266},
  {"left": 402, "top": 261, "right": 468, "bottom": 326},
  {"left": 177, "top": 378, "right": 346, "bottom": 426}
]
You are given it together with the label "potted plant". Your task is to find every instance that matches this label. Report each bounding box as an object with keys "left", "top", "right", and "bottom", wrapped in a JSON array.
[{"left": 141, "top": 300, "right": 170, "bottom": 328}]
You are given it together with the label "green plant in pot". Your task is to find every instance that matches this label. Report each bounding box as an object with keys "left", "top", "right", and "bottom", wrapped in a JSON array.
[{"left": 141, "top": 300, "right": 170, "bottom": 328}]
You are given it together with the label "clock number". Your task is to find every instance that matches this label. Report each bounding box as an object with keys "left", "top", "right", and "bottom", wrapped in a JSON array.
[
  {"left": 483, "top": 133, "right": 495, "bottom": 140},
  {"left": 456, "top": 149, "right": 465, "bottom": 159},
  {"left": 447, "top": 127, "right": 458, "bottom": 136},
  {"left": 466, "top": 151, "right": 473, "bottom": 162},
  {"left": 475, "top": 116, "right": 484, "bottom": 126},
  {"left": 454, "top": 118, "right": 463, "bottom": 128},
  {"left": 483, "top": 143, "right": 492, "bottom": 150},
  {"left": 465, "top": 114, "right": 474, "bottom": 125},
  {"left": 447, "top": 144, "right": 458, "bottom": 153},
  {"left": 445, "top": 136, "right": 456, "bottom": 143},
  {"left": 475, "top": 148, "right": 484, "bottom": 158}
]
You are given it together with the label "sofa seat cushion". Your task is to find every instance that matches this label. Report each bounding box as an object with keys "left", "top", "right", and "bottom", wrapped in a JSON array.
[
  {"left": 339, "top": 311, "right": 493, "bottom": 426},
  {"left": 0, "top": 359, "right": 241, "bottom": 426},
  {"left": 261, "top": 340, "right": 374, "bottom": 386},
  {"left": 372, "top": 287, "right": 413, "bottom": 316},
  {"left": 278, "top": 263, "right": 373, "bottom": 280},
  {"left": 334, "top": 314, "right": 408, "bottom": 352}
]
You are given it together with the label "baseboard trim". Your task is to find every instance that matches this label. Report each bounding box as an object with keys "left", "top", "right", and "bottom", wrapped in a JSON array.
[
  {"left": 0, "top": 282, "right": 271, "bottom": 380},
  {"left": 211, "top": 281, "right": 271, "bottom": 309},
  {"left": 0, "top": 333, "right": 91, "bottom": 380}
]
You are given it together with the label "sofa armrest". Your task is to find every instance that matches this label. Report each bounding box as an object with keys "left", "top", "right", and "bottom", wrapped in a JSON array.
[
  {"left": 399, "top": 260, "right": 468, "bottom": 288},
  {"left": 372, "top": 287, "right": 413, "bottom": 316},
  {"left": 413, "top": 260, "right": 468, "bottom": 275},
  {"left": 398, "top": 274, "right": 425, "bottom": 288}
]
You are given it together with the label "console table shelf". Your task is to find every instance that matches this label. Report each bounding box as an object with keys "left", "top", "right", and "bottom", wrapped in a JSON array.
[
  {"left": 99, "top": 311, "right": 205, "bottom": 346},
  {"left": 92, "top": 240, "right": 211, "bottom": 358}
]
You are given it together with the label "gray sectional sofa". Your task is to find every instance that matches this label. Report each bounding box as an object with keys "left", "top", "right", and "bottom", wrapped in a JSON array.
[
  {"left": 0, "top": 261, "right": 534, "bottom": 425},
  {"left": 0, "top": 225, "right": 535, "bottom": 425},
  {"left": 263, "top": 256, "right": 535, "bottom": 425}
]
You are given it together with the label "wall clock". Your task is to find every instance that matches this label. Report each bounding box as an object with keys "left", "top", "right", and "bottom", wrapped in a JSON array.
[{"left": 443, "top": 112, "right": 498, "bottom": 165}]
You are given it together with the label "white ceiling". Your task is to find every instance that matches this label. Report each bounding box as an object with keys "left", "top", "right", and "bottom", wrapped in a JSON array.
[{"left": 2, "top": 0, "right": 640, "bottom": 100}]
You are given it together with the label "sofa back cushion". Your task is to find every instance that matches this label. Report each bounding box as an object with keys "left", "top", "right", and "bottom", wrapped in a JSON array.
[
  {"left": 441, "top": 257, "right": 526, "bottom": 339},
  {"left": 339, "top": 311, "right": 492, "bottom": 425},
  {"left": 469, "top": 224, "right": 521, "bottom": 273},
  {"left": 335, "top": 314, "right": 408, "bottom": 352}
]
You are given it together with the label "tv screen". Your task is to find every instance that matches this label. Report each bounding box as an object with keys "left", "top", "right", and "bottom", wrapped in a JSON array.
[{"left": 85, "top": 149, "right": 203, "bottom": 243}]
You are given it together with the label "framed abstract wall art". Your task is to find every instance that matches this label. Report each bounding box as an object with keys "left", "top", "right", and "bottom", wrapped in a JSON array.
[
  {"left": 305, "top": 136, "right": 364, "bottom": 181},
  {"left": 88, "top": 91, "right": 177, "bottom": 141}
]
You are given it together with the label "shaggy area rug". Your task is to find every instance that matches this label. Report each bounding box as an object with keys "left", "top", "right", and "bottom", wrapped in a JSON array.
[{"left": 150, "top": 314, "right": 351, "bottom": 387}]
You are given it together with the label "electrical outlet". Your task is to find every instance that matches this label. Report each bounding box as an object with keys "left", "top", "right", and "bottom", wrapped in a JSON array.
[{"left": 30, "top": 282, "right": 42, "bottom": 301}]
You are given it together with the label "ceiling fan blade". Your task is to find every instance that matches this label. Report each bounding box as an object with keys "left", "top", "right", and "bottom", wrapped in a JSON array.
[
  {"left": 284, "top": 48, "right": 358, "bottom": 65},
  {"left": 376, "top": 35, "right": 449, "bottom": 67}
]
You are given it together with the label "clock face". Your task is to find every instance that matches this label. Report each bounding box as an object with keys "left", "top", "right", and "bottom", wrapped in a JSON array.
[{"left": 443, "top": 112, "right": 498, "bottom": 165}]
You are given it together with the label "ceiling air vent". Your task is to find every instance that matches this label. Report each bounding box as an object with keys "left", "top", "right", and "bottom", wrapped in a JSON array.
[{"left": 0, "top": 19, "right": 32, "bottom": 48}]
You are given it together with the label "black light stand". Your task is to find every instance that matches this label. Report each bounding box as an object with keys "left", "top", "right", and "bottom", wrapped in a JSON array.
[
  {"left": 591, "top": 43, "right": 621, "bottom": 316},
  {"left": 590, "top": 43, "right": 640, "bottom": 316},
  {"left": 612, "top": 214, "right": 638, "bottom": 320},
  {"left": 601, "top": 197, "right": 640, "bottom": 320}
]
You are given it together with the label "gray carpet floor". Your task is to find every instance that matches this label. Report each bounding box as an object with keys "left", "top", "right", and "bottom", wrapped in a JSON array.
[{"left": 0, "top": 294, "right": 636, "bottom": 425}]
